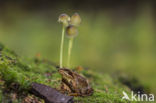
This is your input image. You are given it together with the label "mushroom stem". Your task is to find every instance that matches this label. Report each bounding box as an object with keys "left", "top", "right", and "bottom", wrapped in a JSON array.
[
  {"left": 60, "top": 25, "right": 65, "bottom": 68},
  {"left": 67, "top": 37, "right": 74, "bottom": 68}
]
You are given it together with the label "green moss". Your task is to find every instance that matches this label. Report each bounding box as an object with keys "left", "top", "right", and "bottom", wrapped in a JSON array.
[
  {"left": 0, "top": 87, "right": 2, "bottom": 102},
  {"left": 0, "top": 43, "right": 139, "bottom": 103}
]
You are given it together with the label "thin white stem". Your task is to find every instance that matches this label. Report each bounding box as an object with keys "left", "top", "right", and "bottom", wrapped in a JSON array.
[
  {"left": 67, "top": 37, "right": 74, "bottom": 68},
  {"left": 60, "top": 25, "right": 65, "bottom": 68}
]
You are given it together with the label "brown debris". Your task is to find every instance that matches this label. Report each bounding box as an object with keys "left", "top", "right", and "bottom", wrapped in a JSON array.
[
  {"left": 75, "top": 66, "right": 84, "bottom": 72},
  {"left": 31, "top": 82, "right": 74, "bottom": 103},
  {"left": 22, "top": 95, "right": 43, "bottom": 103}
]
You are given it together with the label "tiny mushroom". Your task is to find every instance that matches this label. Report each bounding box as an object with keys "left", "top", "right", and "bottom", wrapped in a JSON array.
[
  {"left": 70, "top": 13, "right": 81, "bottom": 26},
  {"left": 58, "top": 13, "right": 70, "bottom": 68},
  {"left": 58, "top": 14, "right": 70, "bottom": 26},
  {"left": 66, "top": 25, "right": 78, "bottom": 38},
  {"left": 66, "top": 13, "right": 81, "bottom": 68}
]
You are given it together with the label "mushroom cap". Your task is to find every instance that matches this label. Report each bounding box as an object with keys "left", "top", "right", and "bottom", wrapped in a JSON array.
[
  {"left": 70, "top": 13, "right": 81, "bottom": 26},
  {"left": 58, "top": 13, "right": 70, "bottom": 26},
  {"left": 66, "top": 25, "right": 78, "bottom": 38}
]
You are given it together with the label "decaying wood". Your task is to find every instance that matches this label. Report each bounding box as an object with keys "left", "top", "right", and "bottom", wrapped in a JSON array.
[{"left": 31, "top": 82, "right": 74, "bottom": 103}]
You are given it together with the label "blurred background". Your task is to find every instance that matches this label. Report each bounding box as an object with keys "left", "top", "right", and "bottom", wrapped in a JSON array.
[{"left": 0, "top": 0, "right": 156, "bottom": 92}]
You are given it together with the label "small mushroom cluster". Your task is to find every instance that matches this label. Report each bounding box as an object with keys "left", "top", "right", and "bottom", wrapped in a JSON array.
[{"left": 58, "top": 13, "right": 81, "bottom": 68}]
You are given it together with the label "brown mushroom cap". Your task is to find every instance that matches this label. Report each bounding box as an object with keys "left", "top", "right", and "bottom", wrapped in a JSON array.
[
  {"left": 66, "top": 25, "right": 78, "bottom": 38},
  {"left": 70, "top": 13, "right": 81, "bottom": 26}
]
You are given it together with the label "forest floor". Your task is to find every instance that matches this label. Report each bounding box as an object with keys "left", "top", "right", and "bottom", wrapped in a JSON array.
[{"left": 0, "top": 43, "right": 151, "bottom": 103}]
